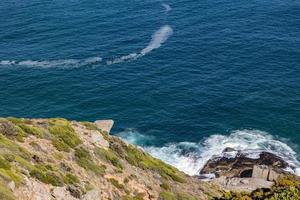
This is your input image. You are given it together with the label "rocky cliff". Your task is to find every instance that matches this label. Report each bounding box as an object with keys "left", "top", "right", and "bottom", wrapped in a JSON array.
[
  {"left": 0, "top": 117, "right": 222, "bottom": 200},
  {"left": 0, "top": 117, "right": 299, "bottom": 200}
]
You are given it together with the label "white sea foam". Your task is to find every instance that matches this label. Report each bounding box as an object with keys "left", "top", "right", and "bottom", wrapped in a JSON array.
[
  {"left": 140, "top": 25, "right": 173, "bottom": 55},
  {"left": 162, "top": 3, "right": 171, "bottom": 12},
  {"left": 117, "top": 129, "right": 300, "bottom": 176},
  {"left": 0, "top": 56, "right": 102, "bottom": 68},
  {"left": 107, "top": 25, "right": 173, "bottom": 65},
  {"left": 116, "top": 128, "right": 154, "bottom": 145}
]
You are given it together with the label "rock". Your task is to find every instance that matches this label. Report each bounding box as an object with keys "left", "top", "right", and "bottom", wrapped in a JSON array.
[
  {"left": 90, "top": 132, "right": 109, "bottom": 147},
  {"left": 0, "top": 120, "right": 17, "bottom": 136},
  {"left": 67, "top": 185, "right": 83, "bottom": 199},
  {"left": 52, "top": 187, "right": 78, "bottom": 200},
  {"left": 212, "top": 177, "right": 274, "bottom": 193},
  {"left": 268, "top": 168, "right": 283, "bottom": 181},
  {"left": 252, "top": 165, "right": 269, "bottom": 180},
  {"left": 32, "top": 155, "right": 43, "bottom": 164},
  {"left": 200, "top": 150, "right": 290, "bottom": 179},
  {"left": 222, "top": 147, "right": 236, "bottom": 153},
  {"left": 83, "top": 189, "right": 100, "bottom": 200},
  {"left": 94, "top": 120, "right": 114, "bottom": 134},
  {"left": 7, "top": 181, "right": 15, "bottom": 191}
]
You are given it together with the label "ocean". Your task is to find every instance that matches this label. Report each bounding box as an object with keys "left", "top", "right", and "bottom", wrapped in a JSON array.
[{"left": 0, "top": 0, "right": 299, "bottom": 175}]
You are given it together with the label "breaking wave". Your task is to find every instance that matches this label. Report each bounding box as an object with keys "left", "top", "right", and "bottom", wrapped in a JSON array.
[
  {"left": 117, "top": 129, "right": 300, "bottom": 176},
  {"left": 106, "top": 25, "right": 173, "bottom": 65},
  {"left": 0, "top": 57, "right": 102, "bottom": 68}
]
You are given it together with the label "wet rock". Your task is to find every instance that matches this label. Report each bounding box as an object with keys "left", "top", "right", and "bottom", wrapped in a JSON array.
[
  {"left": 200, "top": 149, "right": 290, "bottom": 180},
  {"left": 223, "top": 147, "right": 236, "bottom": 153}
]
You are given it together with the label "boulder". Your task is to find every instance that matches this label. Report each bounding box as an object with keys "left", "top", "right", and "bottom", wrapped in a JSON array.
[{"left": 94, "top": 120, "right": 114, "bottom": 134}]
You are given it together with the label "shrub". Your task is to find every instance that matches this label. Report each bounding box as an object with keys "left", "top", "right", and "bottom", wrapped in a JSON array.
[
  {"left": 122, "top": 193, "right": 145, "bottom": 200},
  {"left": 0, "top": 157, "right": 11, "bottom": 170},
  {"left": 177, "top": 193, "right": 198, "bottom": 200},
  {"left": 0, "top": 181, "right": 15, "bottom": 200},
  {"left": 17, "top": 124, "right": 43, "bottom": 138},
  {"left": 160, "top": 182, "right": 170, "bottom": 190},
  {"left": 215, "top": 176, "right": 300, "bottom": 200},
  {"left": 124, "top": 144, "right": 185, "bottom": 183},
  {"left": 7, "top": 117, "right": 24, "bottom": 125},
  {"left": 49, "top": 119, "right": 81, "bottom": 149},
  {"left": 0, "top": 134, "right": 31, "bottom": 160},
  {"left": 74, "top": 147, "right": 106, "bottom": 175},
  {"left": 0, "top": 168, "right": 22, "bottom": 186},
  {"left": 124, "top": 177, "right": 129, "bottom": 184},
  {"left": 159, "top": 191, "right": 177, "bottom": 200},
  {"left": 109, "top": 178, "right": 124, "bottom": 190},
  {"left": 95, "top": 147, "right": 123, "bottom": 170},
  {"left": 51, "top": 138, "right": 70, "bottom": 152},
  {"left": 64, "top": 173, "right": 80, "bottom": 185},
  {"left": 30, "top": 169, "right": 63, "bottom": 186},
  {"left": 80, "top": 122, "right": 98, "bottom": 130}
]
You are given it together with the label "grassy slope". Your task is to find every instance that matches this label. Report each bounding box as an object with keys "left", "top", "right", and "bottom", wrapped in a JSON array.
[
  {"left": 0, "top": 117, "right": 221, "bottom": 200},
  {"left": 0, "top": 117, "right": 299, "bottom": 200}
]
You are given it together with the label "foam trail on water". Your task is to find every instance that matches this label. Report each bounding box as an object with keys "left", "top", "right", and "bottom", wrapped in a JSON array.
[
  {"left": 106, "top": 25, "right": 173, "bottom": 65},
  {"left": 0, "top": 57, "right": 102, "bottom": 68},
  {"left": 140, "top": 25, "right": 173, "bottom": 55},
  {"left": 117, "top": 129, "right": 300, "bottom": 176},
  {"left": 162, "top": 3, "right": 171, "bottom": 12}
]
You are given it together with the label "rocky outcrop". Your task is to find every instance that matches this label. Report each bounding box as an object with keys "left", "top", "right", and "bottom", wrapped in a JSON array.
[
  {"left": 200, "top": 149, "right": 290, "bottom": 180},
  {"left": 0, "top": 117, "right": 223, "bottom": 200}
]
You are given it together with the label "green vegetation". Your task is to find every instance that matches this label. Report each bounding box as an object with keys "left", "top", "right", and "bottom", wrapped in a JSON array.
[
  {"left": 17, "top": 124, "right": 43, "bottom": 138},
  {"left": 63, "top": 173, "right": 80, "bottom": 185},
  {"left": 123, "top": 144, "right": 185, "bottom": 183},
  {"left": 95, "top": 147, "right": 123, "bottom": 170},
  {"left": 0, "top": 181, "right": 15, "bottom": 200},
  {"left": 177, "top": 193, "right": 198, "bottom": 200},
  {"left": 0, "top": 156, "right": 11, "bottom": 170},
  {"left": 216, "top": 176, "right": 300, "bottom": 200},
  {"left": 30, "top": 169, "right": 63, "bottom": 186},
  {"left": 7, "top": 117, "right": 24, "bottom": 125},
  {"left": 159, "top": 191, "right": 198, "bottom": 200},
  {"left": 122, "top": 193, "right": 145, "bottom": 200},
  {"left": 80, "top": 122, "right": 98, "bottom": 130},
  {"left": 160, "top": 191, "right": 177, "bottom": 200},
  {"left": 51, "top": 138, "right": 70, "bottom": 152},
  {"left": 109, "top": 178, "right": 124, "bottom": 190},
  {"left": 74, "top": 147, "right": 106, "bottom": 175},
  {"left": 49, "top": 119, "right": 82, "bottom": 151},
  {"left": 0, "top": 134, "right": 31, "bottom": 160},
  {"left": 161, "top": 181, "right": 171, "bottom": 190},
  {"left": 7, "top": 117, "right": 44, "bottom": 139}
]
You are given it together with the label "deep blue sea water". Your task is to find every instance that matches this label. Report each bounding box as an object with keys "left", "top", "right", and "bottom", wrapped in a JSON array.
[{"left": 0, "top": 0, "right": 299, "bottom": 175}]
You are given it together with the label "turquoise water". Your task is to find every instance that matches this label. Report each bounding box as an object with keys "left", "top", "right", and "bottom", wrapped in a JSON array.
[{"left": 0, "top": 0, "right": 299, "bottom": 174}]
